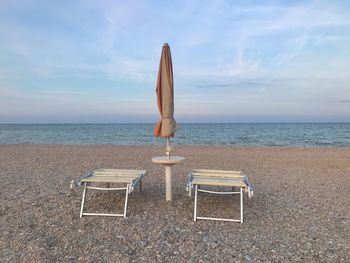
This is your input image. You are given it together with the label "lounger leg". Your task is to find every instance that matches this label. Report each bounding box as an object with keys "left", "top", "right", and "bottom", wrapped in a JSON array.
[
  {"left": 123, "top": 184, "right": 129, "bottom": 218},
  {"left": 240, "top": 187, "right": 243, "bottom": 223},
  {"left": 80, "top": 182, "right": 87, "bottom": 218},
  {"left": 194, "top": 185, "right": 198, "bottom": 222}
]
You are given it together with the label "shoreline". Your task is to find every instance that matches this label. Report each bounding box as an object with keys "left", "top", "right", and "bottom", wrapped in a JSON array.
[{"left": 1, "top": 143, "right": 350, "bottom": 149}]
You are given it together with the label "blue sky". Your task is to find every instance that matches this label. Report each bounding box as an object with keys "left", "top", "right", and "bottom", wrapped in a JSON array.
[{"left": 0, "top": 0, "right": 349, "bottom": 123}]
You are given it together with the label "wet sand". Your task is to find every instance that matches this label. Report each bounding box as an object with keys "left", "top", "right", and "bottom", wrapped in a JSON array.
[{"left": 0, "top": 145, "right": 349, "bottom": 262}]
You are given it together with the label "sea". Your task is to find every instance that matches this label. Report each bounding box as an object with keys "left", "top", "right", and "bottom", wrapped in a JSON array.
[{"left": 0, "top": 123, "right": 349, "bottom": 147}]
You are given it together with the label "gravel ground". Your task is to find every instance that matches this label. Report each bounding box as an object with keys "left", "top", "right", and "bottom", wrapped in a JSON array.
[{"left": 0, "top": 145, "right": 349, "bottom": 262}]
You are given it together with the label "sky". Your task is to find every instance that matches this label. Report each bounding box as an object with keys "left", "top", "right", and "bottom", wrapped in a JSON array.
[{"left": 0, "top": 0, "right": 350, "bottom": 123}]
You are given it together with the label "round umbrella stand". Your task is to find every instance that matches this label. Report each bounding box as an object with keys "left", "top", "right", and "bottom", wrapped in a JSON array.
[{"left": 152, "top": 156, "right": 185, "bottom": 201}]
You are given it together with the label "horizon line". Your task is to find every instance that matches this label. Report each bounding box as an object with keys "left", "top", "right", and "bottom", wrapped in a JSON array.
[{"left": 1, "top": 121, "right": 350, "bottom": 125}]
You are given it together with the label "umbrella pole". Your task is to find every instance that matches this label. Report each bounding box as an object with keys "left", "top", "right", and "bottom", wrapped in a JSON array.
[{"left": 166, "top": 138, "right": 170, "bottom": 160}]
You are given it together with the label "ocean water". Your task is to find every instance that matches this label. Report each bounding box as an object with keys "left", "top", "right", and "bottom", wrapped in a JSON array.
[{"left": 0, "top": 123, "right": 349, "bottom": 147}]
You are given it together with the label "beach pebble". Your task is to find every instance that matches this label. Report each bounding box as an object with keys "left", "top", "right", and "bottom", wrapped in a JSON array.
[{"left": 1, "top": 145, "right": 350, "bottom": 262}]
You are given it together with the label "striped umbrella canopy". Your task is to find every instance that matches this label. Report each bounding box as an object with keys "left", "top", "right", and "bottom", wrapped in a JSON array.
[{"left": 154, "top": 43, "right": 176, "bottom": 138}]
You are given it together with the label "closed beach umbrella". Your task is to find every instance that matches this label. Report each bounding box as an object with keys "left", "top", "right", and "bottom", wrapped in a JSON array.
[
  {"left": 152, "top": 44, "right": 185, "bottom": 201},
  {"left": 154, "top": 43, "right": 176, "bottom": 144}
]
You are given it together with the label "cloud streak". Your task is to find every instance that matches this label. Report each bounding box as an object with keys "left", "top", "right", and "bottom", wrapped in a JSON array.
[{"left": 195, "top": 81, "right": 263, "bottom": 89}]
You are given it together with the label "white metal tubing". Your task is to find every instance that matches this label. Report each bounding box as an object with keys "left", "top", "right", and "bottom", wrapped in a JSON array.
[
  {"left": 165, "top": 165, "right": 172, "bottom": 201},
  {"left": 198, "top": 189, "right": 240, "bottom": 195},
  {"left": 80, "top": 183, "right": 87, "bottom": 218},
  {"left": 87, "top": 186, "right": 127, "bottom": 191},
  {"left": 123, "top": 184, "right": 129, "bottom": 218},
  {"left": 192, "top": 184, "right": 244, "bottom": 223},
  {"left": 82, "top": 213, "right": 124, "bottom": 217},
  {"left": 196, "top": 217, "right": 241, "bottom": 222},
  {"left": 79, "top": 183, "right": 130, "bottom": 219},
  {"left": 240, "top": 187, "right": 243, "bottom": 223},
  {"left": 194, "top": 185, "right": 198, "bottom": 222}
]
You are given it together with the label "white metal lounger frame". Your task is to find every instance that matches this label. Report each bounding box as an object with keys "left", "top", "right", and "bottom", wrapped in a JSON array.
[
  {"left": 187, "top": 170, "right": 253, "bottom": 223},
  {"left": 193, "top": 184, "right": 244, "bottom": 223},
  {"left": 77, "top": 170, "right": 147, "bottom": 218}
]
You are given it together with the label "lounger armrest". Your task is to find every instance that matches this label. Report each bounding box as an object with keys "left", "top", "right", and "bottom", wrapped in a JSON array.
[
  {"left": 243, "top": 175, "right": 254, "bottom": 198},
  {"left": 70, "top": 171, "right": 93, "bottom": 189},
  {"left": 186, "top": 171, "right": 194, "bottom": 191},
  {"left": 129, "top": 170, "right": 148, "bottom": 193}
]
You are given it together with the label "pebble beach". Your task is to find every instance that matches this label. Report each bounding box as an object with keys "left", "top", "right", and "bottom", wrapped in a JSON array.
[{"left": 0, "top": 145, "right": 349, "bottom": 262}]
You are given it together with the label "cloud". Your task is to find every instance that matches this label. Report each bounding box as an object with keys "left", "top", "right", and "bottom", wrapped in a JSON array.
[
  {"left": 104, "top": 56, "right": 157, "bottom": 82},
  {"left": 337, "top": 100, "right": 350, "bottom": 103},
  {"left": 0, "top": 87, "right": 21, "bottom": 97},
  {"left": 0, "top": 86, "right": 87, "bottom": 102},
  {"left": 195, "top": 81, "right": 263, "bottom": 89}
]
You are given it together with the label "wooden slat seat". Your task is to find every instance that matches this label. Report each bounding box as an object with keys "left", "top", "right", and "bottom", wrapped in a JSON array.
[
  {"left": 191, "top": 177, "right": 247, "bottom": 187},
  {"left": 81, "top": 169, "right": 147, "bottom": 185},
  {"left": 81, "top": 176, "right": 140, "bottom": 184}
]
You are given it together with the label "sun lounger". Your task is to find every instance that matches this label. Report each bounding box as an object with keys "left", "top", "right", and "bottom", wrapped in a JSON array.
[
  {"left": 187, "top": 169, "right": 253, "bottom": 223},
  {"left": 71, "top": 169, "right": 147, "bottom": 218}
]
